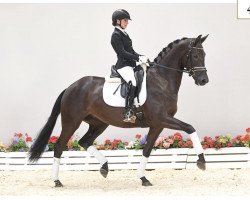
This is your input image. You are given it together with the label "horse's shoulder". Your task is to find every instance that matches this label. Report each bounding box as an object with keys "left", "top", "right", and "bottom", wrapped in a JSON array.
[{"left": 147, "top": 68, "right": 169, "bottom": 86}]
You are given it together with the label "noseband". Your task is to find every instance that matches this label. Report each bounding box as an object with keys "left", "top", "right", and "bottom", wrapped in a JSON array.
[{"left": 151, "top": 40, "right": 207, "bottom": 77}]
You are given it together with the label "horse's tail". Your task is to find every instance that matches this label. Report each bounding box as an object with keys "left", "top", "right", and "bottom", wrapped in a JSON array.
[{"left": 28, "top": 89, "right": 66, "bottom": 162}]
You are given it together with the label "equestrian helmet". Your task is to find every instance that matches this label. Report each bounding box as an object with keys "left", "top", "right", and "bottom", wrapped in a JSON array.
[{"left": 112, "top": 9, "right": 131, "bottom": 21}]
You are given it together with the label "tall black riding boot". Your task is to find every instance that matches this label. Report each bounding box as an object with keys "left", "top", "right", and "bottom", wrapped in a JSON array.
[{"left": 123, "top": 86, "right": 137, "bottom": 123}]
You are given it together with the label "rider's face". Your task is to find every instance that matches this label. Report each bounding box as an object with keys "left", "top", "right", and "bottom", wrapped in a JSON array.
[{"left": 117, "top": 18, "right": 129, "bottom": 29}]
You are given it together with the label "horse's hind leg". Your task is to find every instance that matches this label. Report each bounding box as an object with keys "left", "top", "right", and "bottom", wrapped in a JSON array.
[
  {"left": 78, "top": 118, "right": 109, "bottom": 178},
  {"left": 53, "top": 119, "right": 81, "bottom": 187}
]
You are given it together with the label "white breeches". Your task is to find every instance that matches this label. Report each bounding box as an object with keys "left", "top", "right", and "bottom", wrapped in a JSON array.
[{"left": 117, "top": 66, "right": 136, "bottom": 86}]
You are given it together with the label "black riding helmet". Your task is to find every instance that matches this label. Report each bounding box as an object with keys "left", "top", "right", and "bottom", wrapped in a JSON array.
[{"left": 112, "top": 9, "right": 131, "bottom": 22}]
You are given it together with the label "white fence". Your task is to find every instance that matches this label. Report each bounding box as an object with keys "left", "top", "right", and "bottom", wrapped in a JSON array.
[{"left": 0, "top": 147, "right": 250, "bottom": 171}]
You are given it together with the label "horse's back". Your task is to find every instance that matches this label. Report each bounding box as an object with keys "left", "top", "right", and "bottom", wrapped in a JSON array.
[
  {"left": 67, "top": 76, "right": 104, "bottom": 91},
  {"left": 62, "top": 76, "right": 105, "bottom": 106}
]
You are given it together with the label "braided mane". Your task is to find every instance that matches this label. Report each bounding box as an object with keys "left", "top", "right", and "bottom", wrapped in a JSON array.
[{"left": 154, "top": 37, "right": 188, "bottom": 63}]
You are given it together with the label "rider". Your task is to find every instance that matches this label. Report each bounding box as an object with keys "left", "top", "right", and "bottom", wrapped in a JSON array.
[{"left": 111, "top": 9, "right": 149, "bottom": 123}]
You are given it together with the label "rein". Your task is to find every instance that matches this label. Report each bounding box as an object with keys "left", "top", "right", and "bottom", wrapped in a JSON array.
[{"left": 149, "top": 62, "right": 189, "bottom": 74}]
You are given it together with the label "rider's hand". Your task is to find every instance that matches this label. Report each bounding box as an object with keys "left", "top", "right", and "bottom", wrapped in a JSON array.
[
  {"left": 139, "top": 55, "right": 149, "bottom": 64},
  {"left": 139, "top": 56, "right": 150, "bottom": 67}
]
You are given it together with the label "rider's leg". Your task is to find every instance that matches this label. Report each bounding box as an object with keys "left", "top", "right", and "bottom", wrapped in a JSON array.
[
  {"left": 117, "top": 66, "right": 137, "bottom": 123},
  {"left": 123, "top": 84, "right": 137, "bottom": 122},
  {"left": 117, "top": 66, "right": 137, "bottom": 86}
]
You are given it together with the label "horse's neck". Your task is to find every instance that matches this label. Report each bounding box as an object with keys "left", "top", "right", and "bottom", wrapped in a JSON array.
[{"left": 154, "top": 51, "right": 184, "bottom": 95}]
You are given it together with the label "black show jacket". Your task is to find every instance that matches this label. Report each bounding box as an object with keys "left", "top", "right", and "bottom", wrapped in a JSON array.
[{"left": 111, "top": 28, "right": 140, "bottom": 69}]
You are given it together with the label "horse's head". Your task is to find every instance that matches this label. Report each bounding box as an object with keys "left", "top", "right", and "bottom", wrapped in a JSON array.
[{"left": 182, "top": 35, "right": 209, "bottom": 86}]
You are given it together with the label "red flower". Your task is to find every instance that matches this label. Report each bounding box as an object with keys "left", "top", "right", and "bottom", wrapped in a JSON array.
[
  {"left": 203, "top": 144, "right": 208, "bottom": 149},
  {"left": 105, "top": 140, "right": 111, "bottom": 145},
  {"left": 26, "top": 137, "right": 32, "bottom": 142},
  {"left": 174, "top": 135, "right": 182, "bottom": 141},
  {"left": 207, "top": 139, "right": 215, "bottom": 147},
  {"left": 109, "top": 145, "right": 114, "bottom": 150},
  {"left": 227, "top": 142, "right": 232, "bottom": 147},
  {"left": 237, "top": 135, "right": 242, "bottom": 140},
  {"left": 135, "top": 134, "right": 141, "bottom": 139},
  {"left": 25, "top": 133, "right": 33, "bottom": 142},
  {"left": 113, "top": 139, "right": 121, "bottom": 145},
  {"left": 49, "top": 136, "right": 59, "bottom": 144},
  {"left": 98, "top": 145, "right": 105, "bottom": 150},
  {"left": 246, "top": 128, "right": 250, "bottom": 133},
  {"left": 173, "top": 132, "right": 182, "bottom": 141},
  {"left": 204, "top": 136, "right": 212, "bottom": 141},
  {"left": 15, "top": 133, "right": 23, "bottom": 138},
  {"left": 174, "top": 132, "right": 182, "bottom": 137},
  {"left": 232, "top": 138, "right": 237, "bottom": 143},
  {"left": 186, "top": 141, "right": 193, "bottom": 147},
  {"left": 178, "top": 141, "right": 183, "bottom": 147},
  {"left": 242, "top": 134, "right": 250, "bottom": 143}
]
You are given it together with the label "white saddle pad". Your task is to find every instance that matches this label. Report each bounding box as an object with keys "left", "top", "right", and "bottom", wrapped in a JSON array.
[{"left": 103, "top": 65, "right": 147, "bottom": 107}]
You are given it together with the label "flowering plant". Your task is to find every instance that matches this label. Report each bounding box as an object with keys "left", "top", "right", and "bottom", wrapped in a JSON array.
[
  {"left": 153, "top": 132, "right": 193, "bottom": 149},
  {"left": 47, "top": 136, "right": 59, "bottom": 151},
  {"left": 201, "top": 136, "right": 215, "bottom": 149},
  {"left": 25, "top": 133, "right": 33, "bottom": 148},
  {"left": 202, "top": 134, "right": 232, "bottom": 149},
  {"left": 7, "top": 133, "right": 31, "bottom": 152},
  {"left": 125, "top": 134, "right": 146, "bottom": 150},
  {"left": 96, "top": 139, "right": 128, "bottom": 150},
  {"left": 231, "top": 130, "right": 250, "bottom": 147},
  {"left": 67, "top": 137, "right": 81, "bottom": 151},
  {"left": 1, "top": 128, "right": 250, "bottom": 152}
]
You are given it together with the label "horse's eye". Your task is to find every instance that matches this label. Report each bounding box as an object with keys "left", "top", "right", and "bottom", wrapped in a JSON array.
[{"left": 193, "top": 54, "right": 198, "bottom": 59}]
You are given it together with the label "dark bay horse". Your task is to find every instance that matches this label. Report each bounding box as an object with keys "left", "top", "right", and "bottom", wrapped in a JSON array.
[{"left": 29, "top": 35, "right": 209, "bottom": 187}]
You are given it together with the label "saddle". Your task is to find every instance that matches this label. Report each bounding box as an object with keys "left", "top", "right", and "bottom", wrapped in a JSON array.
[{"left": 110, "top": 65, "right": 144, "bottom": 102}]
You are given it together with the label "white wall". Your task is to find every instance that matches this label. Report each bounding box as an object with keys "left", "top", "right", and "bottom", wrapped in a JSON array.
[{"left": 0, "top": 3, "right": 249, "bottom": 145}]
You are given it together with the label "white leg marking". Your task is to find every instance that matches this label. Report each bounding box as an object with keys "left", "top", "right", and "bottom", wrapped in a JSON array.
[
  {"left": 137, "top": 156, "right": 148, "bottom": 178},
  {"left": 190, "top": 132, "right": 204, "bottom": 155},
  {"left": 87, "top": 145, "right": 107, "bottom": 165},
  {"left": 52, "top": 157, "right": 60, "bottom": 181}
]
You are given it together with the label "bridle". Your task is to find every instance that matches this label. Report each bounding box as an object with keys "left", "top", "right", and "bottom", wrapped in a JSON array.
[{"left": 150, "top": 40, "right": 207, "bottom": 77}]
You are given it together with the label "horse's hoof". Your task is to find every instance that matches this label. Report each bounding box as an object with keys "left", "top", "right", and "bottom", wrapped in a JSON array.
[
  {"left": 140, "top": 176, "right": 153, "bottom": 186},
  {"left": 197, "top": 160, "right": 206, "bottom": 171},
  {"left": 142, "top": 181, "right": 153, "bottom": 186},
  {"left": 100, "top": 168, "right": 109, "bottom": 178},
  {"left": 54, "top": 180, "right": 63, "bottom": 187}
]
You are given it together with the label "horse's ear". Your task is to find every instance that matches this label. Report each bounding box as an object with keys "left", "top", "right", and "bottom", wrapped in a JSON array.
[
  {"left": 201, "top": 34, "right": 209, "bottom": 43},
  {"left": 194, "top": 35, "right": 202, "bottom": 46}
]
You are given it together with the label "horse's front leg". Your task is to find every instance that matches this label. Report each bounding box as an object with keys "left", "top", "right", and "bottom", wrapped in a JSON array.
[
  {"left": 137, "top": 127, "right": 163, "bottom": 186},
  {"left": 160, "top": 116, "right": 206, "bottom": 170}
]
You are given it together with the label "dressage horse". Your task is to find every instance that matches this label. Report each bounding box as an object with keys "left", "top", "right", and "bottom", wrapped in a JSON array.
[{"left": 29, "top": 35, "right": 209, "bottom": 187}]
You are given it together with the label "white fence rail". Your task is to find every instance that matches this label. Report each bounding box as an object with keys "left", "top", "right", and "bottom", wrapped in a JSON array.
[{"left": 0, "top": 147, "right": 250, "bottom": 171}]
